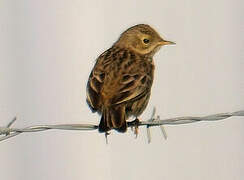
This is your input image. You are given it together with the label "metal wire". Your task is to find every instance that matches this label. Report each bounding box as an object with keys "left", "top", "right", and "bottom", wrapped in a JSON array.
[{"left": 0, "top": 109, "right": 243, "bottom": 143}]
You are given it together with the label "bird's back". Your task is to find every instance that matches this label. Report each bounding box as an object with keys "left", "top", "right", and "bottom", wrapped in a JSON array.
[{"left": 86, "top": 46, "right": 154, "bottom": 114}]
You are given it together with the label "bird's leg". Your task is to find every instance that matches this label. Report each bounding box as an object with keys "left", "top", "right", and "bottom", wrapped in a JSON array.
[
  {"left": 105, "top": 131, "right": 110, "bottom": 144},
  {"left": 128, "top": 117, "right": 140, "bottom": 138},
  {"left": 134, "top": 118, "right": 140, "bottom": 138}
]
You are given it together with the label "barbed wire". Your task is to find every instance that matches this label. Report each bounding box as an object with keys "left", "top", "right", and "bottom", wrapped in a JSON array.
[{"left": 0, "top": 108, "right": 243, "bottom": 143}]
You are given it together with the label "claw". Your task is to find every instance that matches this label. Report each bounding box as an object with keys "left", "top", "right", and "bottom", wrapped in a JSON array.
[
  {"left": 105, "top": 131, "right": 110, "bottom": 144},
  {"left": 128, "top": 118, "right": 140, "bottom": 138},
  {"left": 134, "top": 118, "right": 140, "bottom": 138}
]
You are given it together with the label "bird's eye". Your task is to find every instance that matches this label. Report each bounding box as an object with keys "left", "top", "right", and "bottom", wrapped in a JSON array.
[{"left": 143, "top": 39, "right": 150, "bottom": 44}]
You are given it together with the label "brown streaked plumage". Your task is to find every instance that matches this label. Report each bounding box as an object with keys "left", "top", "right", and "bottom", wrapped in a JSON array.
[{"left": 86, "top": 24, "right": 175, "bottom": 133}]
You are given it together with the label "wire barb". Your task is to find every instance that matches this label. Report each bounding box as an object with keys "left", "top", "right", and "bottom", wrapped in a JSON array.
[
  {"left": 0, "top": 110, "right": 243, "bottom": 143},
  {"left": 146, "top": 108, "right": 167, "bottom": 143}
]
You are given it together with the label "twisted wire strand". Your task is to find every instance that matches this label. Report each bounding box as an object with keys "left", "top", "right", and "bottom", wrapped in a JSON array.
[{"left": 0, "top": 110, "right": 243, "bottom": 143}]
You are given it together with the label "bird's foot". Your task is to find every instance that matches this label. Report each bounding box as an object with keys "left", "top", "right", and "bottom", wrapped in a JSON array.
[
  {"left": 128, "top": 118, "right": 140, "bottom": 138},
  {"left": 105, "top": 131, "right": 110, "bottom": 144}
]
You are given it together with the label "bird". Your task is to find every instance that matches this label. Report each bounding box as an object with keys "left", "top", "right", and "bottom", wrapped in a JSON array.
[{"left": 86, "top": 24, "right": 175, "bottom": 134}]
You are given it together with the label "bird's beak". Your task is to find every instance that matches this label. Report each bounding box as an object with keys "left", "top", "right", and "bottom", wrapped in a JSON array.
[{"left": 158, "top": 39, "right": 176, "bottom": 46}]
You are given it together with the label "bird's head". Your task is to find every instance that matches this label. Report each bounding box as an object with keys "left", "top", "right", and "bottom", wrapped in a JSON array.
[{"left": 114, "top": 24, "right": 175, "bottom": 56}]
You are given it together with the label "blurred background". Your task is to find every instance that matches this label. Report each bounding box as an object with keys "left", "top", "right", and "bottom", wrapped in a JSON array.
[{"left": 0, "top": 0, "right": 243, "bottom": 179}]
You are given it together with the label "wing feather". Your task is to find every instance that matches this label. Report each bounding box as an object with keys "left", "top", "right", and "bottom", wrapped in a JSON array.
[{"left": 86, "top": 47, "right": 154, "bottom": 110}]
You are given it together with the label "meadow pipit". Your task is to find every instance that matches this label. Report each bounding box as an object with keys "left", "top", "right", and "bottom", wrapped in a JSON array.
[{"left": 86, "top": 24, "right": 175, "bottom": 134}]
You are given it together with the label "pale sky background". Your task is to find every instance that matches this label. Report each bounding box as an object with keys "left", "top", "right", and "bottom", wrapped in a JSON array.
[{"left": 0, "top": 0, "right": 243, "bottom": 180}]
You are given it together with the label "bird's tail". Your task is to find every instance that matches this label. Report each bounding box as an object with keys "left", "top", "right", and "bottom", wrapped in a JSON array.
[{"left": 99, "top": 106, "right": 127, "bottom": 133}]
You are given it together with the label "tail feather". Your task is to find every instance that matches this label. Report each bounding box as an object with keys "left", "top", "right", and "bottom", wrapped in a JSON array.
[
  {"left": 98, "top": 106, "right": 127, "bottom": 133},
  {"left": 98, "top": 108, "right": 111, "bottom": 132}
]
